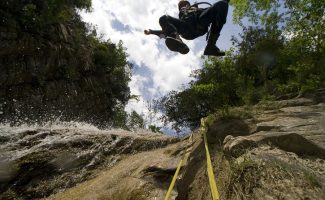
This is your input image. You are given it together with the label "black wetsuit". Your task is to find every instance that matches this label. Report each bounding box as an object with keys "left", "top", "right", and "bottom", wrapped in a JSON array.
[{"left": 151, "top": 0, "right": 229, "bottom": 40}]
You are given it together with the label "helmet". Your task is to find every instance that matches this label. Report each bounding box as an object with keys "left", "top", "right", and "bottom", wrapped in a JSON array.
[{"left": 178, "top": 0, "right": 190, "bottom": 10}]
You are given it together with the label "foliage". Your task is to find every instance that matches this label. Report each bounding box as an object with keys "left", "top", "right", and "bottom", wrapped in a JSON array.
[
  {"left": 1, "top": 0, "right": 91, "bottom": 31},
  {"left": 231, "top": 0, "right": 325, "bottom": 95},
  {"left": 1, "top": 0, "right": 134, "bottom": 128},
  {"left": 111, "top": 103, "right": 129, "bottom": 130},
  {"left": 148, "top": 125, "right": 162, "bottom": 133},
  {"left": 227, "top": 157, "right": 262, "bottom": 199},
  {"left": 112, "top": 109, "right": 146, "bottom": 131},
  {"left": 128, "top": 111, "right": 145, "bottom": 130},
  {"left": 158, "top": 52, "right": 242, "bottom": 131},
  {"left": 91, "top": 39, "right": 132, "bottom": 104},
  {"left": 158, "top": 0, "right": 325, "bottom": 131}
]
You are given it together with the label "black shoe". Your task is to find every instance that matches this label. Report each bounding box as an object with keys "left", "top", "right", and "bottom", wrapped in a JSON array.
[
  {"left": 165, "top": 36, "right": 189, "bottom": 54},
  {"left": 203, "top": 45, "right": 225, "bottom": 57}
]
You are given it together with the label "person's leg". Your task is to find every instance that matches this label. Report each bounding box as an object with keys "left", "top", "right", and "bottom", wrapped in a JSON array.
[
  {"left": 198, "top": 0, "right": 229, "bottom": 56},
  {"left": 159, "top": 15, "right": 186, "bottom": 36},
  {"left": 159, "top": 15, "right": 190, "bottom": 54},
  {"left": 198, "top": 0, "right": 229, "bottom": 28}
]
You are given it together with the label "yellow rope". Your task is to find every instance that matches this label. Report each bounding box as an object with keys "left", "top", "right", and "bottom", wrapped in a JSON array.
[
  {"left": 203, "top": 129, "right": 220, "bottom": 200},
  {"left": 165, "top": 120, "right": 220, "bottom": 200},
  {"left": 164, "top": 134, "right": 193, "bottom": 200}
]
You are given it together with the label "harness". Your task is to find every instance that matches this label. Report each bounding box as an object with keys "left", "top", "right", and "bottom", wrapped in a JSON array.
[
  {"left": 181, "top": 2, "right": 212, "bottom": 16},
  {"left": 190, "top": 2, "right": 212, "bottom": 8},
  {"left": 180, "top": 2, "right": 212, "bottom": 40}
]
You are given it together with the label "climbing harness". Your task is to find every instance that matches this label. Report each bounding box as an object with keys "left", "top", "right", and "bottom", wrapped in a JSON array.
[
  {"left": 188, "top": 2, "right": 214, "bottom": 41},
  {"left": 190, "top": 2, "right": 212, "bottom": 8}
]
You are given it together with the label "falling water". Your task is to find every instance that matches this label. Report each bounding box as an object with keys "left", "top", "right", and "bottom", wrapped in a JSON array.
[{"left": 0, "top": 121, "right": 173, "bottom": 199}]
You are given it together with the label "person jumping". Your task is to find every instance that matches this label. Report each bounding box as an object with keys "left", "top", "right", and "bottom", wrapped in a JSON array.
[{"left": 144, "top": 0, "right": 230, "bottom": 56}]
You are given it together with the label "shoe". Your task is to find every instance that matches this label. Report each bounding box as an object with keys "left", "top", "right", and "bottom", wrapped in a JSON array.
[
  {"left": 203, "top": 45, "right": 225, "bottom": 56},
  {"left": 204, "top": 23, "right": 225, "bottom": 57},
  {"left": 165, "top": 36, "right": 189, "bottom": 54}
]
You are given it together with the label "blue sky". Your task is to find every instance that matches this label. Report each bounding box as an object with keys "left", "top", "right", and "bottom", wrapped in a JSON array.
[{"left": 81, "top": 0, "right": 243, "bottom": 131}]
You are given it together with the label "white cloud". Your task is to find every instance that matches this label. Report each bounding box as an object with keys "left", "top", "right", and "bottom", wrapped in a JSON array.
[{"left": 80, "top": 0, "right": 241, "bottom": 130}]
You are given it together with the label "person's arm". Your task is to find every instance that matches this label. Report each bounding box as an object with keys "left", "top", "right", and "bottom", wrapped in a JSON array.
[{"left": 144, "top": 29, "right": 166, "bottom": 38}]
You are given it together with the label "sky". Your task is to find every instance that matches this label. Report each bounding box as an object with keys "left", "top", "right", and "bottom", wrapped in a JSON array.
[{"left": 80, "top": 0, "right": 243, "bottom": 131}]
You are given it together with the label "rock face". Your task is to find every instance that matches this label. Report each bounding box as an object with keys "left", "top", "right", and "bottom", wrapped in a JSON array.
[
  {"left": 223, "top": 132, "right": 325, "bottom": 159},
  {"left": 0, "top": 2, "right": 130, "bottom": 125},
  {"left": 209, "top": 89, "right": 325, "bottom": 200},
  {"left": 1, "top": 90, "right": 325, "bottom": 200},
  {"left": 222, "top": 89, "right": 325, "bottom": 157},
  {"left": 0, "top": 123, "right": 178, "bottom": 200},
  {"left": 49, "top": 141, "right": 186, "bottom": 200}
]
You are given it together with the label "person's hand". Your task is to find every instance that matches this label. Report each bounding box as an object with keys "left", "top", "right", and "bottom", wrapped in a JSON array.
[{"left": 144, "top": 30, "right": 151, "bottom": 35}]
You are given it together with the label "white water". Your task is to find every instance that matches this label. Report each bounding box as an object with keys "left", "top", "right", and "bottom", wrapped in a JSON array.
[
  {"left": 0, "top": 121, "right": 168, "bottom": 199},
  {"left": 0, "top": 121, "right": 167, "bottom": 166}
]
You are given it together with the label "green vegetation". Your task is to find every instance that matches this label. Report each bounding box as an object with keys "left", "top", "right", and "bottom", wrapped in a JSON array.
[
  {"left": 0, "top": 0, "right": 134, "bottom": 127},
  {"left": 0, "top": 0, "right": 165, "bottom": 131},
  {"left": 158, "top": 0, "right": 325, "bottom": 131},
  {"left": 204, "top": 106, "right": 253, "bottom": 126},
  {"left": 115, "top": 110, "right": 145, "bottom": 131},
  {"left": 148, "top": 125, "right": 162, "bottom": 133},
  {"left": 8, "top": 0, "right": 91, "bottom": 29},
  {"left": 227, "top": 157, "right": 262, "bottom": 198}
]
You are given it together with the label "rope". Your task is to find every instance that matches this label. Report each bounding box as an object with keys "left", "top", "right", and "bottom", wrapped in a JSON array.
[
  {"left": 202, "top": 127, "right": 220, "bottom": 200},
  {"left": 164, "top": 134, "right": 193, "bottom": 200},
  {"left": 164, "top": 118, "right": 220, "bottom": 200}
]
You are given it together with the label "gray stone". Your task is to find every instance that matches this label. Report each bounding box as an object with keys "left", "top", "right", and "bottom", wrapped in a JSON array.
[{"left": 224, "top": 132, "right": 325, "bottom": 158}]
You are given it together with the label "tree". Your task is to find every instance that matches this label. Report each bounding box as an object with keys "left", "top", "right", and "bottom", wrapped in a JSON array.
[
  {"left": 128, "top": 111, "right": 145, "bottom": 130},
  {"left": 158, "top": 0, "right": 324, "bottom": 131},
  {"left": 158, "top": 52, "right": 242, "bottom": 131},
  {"left": 0, "top": 0, "right": 133, "bottom": 126}
]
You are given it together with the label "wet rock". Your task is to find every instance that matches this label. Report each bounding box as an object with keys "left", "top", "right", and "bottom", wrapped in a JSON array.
[
  {"left": 224, "top": 132, "right": 325, "bottom": 158},
  {"left": 0, "top": 160, "right": 18, "bottom": 183},
  {"left": 223, "top": 135, "right": 257, "bottom": 156},
  {"left": 142, "top": 166, "right": 176, "bottom": 183},
  {"left": 0, "top": 126, "right": 177, "bottom": 200},
  {"left": 207, "top": 119, "right": 255, "bottom": 143},
  {"left": 214, "top": 90, "right": 325, "bottom": 159},
  {"left": 0, "top": 135, "right": 10, "bottom": 144},
  {"left": 50, "top": 152, "right": 83, "bottom": 172}
]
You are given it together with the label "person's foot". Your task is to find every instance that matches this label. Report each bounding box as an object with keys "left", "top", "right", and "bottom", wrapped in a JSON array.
[
  {"left": 165, "top": 36, "right": 189, "bottom": 54},
  {"left": 203, "top": 45, "right": 225, "bottom": 57}
]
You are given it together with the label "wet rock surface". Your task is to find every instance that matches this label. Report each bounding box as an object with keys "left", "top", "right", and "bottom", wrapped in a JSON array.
[
  {"left": 1, "top": 90, "right": 324, "bottom": 200},
  {"left": 222, "top": 90, "right": 325, "bottom": 157},
  {"left": 224, "top": 146, "right": 325, "bottom": 200},
  {"left": 220, "top": 90, "right": 325, "bottom": 199},
  {"left": 223, "top": 132, "right": 325, "bottom": 159},
  {"left": 49, "top": 140, "right": 186, "bottom": 200},
  {"left": 0, "top": 123, "right": 178, "bottom": 200},
  {"left": 198, "top": 89, "right": 325, "bottom": 200},
  {"left": 33, "top": 90, "right": 325, "bottom": 200}
]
